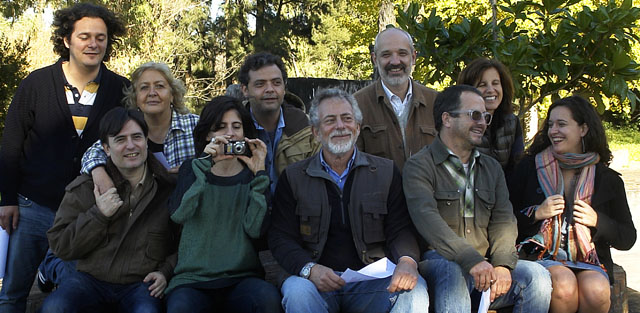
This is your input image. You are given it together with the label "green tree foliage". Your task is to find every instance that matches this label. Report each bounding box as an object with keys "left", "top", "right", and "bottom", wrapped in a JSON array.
[
  {"left": 397, "top": 0, "right": 640, "bottom": 119},
  {"left": 0, "top": 35, "right": 29, "bottom": 137}
]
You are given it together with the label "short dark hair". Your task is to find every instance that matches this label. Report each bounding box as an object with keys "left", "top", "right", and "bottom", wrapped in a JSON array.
[
  {"left": 527, "top": 96, "right": 611, "bottom": 165},
  {"left": 237, "top": 52, "right": 287, "bottom": 86},
  {"left": 433, "top": 85, "right": 482, "bottom": 131},
  {"left": 193, "top": 96, "right": 257, "bottom": 155},
  {"left": 51, "top": 3, "right": 125, "bottom": 62},
  {"left": 99, "top": 107, "right": 148, "bottom": 144}
]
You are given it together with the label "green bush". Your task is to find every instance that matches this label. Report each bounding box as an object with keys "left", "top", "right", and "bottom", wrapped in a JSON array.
[{"left": 605, "top": 122, "right": 640, "bottom": 162}]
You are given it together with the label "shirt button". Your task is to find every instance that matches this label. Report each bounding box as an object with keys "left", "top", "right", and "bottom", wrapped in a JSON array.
[
  {"left": 446, "top": 201, "right": 451, "bottom": 206},
  {"left": 466, "top": 229, "right": 471, "bottom": 234}
]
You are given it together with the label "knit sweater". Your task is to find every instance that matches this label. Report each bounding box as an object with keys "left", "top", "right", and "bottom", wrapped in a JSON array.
[
  {"left": 166, "top": 158, "right": 269, "bottom": 293},
  {"left": 0, "top": 58, "right": 129, "bottom": 209}
]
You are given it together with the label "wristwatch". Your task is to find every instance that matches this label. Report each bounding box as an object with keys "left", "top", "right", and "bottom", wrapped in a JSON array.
[{"left": 300, "top": 262, "right": 316, "bottom": 279}]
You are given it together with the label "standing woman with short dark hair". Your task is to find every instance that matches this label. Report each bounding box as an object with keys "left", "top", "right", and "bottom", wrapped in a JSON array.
[
  {"left": 458, "top": 58, "right": 524, "bottom": 178},
  {"left": 509, "top": 96, "right": 636, "bottom": 313}
]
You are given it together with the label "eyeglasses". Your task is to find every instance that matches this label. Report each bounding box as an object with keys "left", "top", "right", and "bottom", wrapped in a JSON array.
[{"left": 448, "top": 110, "right": 492, "bottom": 125}]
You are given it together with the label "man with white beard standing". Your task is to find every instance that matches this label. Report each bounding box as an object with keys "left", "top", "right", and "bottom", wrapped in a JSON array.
[
  {"left": 268, "top": 88, "right": 429, "bottom": 313},
  {"left": 354, "top": 27, "right": 438, "bottom": 170}
]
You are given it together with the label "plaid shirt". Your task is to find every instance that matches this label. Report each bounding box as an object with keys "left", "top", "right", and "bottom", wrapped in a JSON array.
[
  {"left": 81, "top": 110, "right": 199, "bottom": 173},
  {"left": 442, "top": 148, "right": 480, "bottom": 218}
]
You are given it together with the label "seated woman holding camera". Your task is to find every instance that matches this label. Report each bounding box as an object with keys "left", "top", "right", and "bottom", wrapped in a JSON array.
[{"left": 165, "top": 96, "right": 281, "bottom": 313}]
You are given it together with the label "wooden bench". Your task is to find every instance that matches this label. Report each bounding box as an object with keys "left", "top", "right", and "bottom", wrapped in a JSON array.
[{"left": 18, "top": 260, "right": 630, "bottom": 313}]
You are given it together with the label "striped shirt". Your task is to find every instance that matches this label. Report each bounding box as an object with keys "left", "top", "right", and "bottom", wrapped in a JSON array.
[{"left": 65, "top": 68, "right": 102, "bottom": 136}]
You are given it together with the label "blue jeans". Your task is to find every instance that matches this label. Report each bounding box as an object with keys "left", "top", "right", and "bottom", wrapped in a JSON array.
[
  {"left": 0, "top": 195, "right": 55, "bottom": 313},
  {"left": 166, "top": 277, "right": 282, "bottom": 313},
  {"left": 39, "top": 249, "right": 77, "bottom": 285},
  {"left": 39, "top": 271, "right": 162, "bottom": 313},
  {"left": 420, "top": 250, "right": 551, "bottom": 313},
  {"left": 281, "top": 274, "right": 428, "bottom": 313}
]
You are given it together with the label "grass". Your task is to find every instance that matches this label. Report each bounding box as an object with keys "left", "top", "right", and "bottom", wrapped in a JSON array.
[{"left": 605, "top": 122, "right": 640, "bottom": 163}]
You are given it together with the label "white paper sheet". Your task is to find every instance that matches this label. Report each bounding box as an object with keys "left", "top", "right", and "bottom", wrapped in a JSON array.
[
  {"left": 340, "top": 257, "right": 396, "bottom": 283},
  {"left": 0, "top": 229, "right": 9, "bottom": 278},
  {"left": 152, "top": 152, "right": 171, "bottom": 169},
  {"left": 478, "top": 289, "right": 491, "bottom": 313}
]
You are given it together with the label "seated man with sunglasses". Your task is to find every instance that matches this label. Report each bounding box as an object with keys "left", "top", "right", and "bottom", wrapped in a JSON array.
[{"left": 402, "top": 85, "right": 551, "bottom": 313}]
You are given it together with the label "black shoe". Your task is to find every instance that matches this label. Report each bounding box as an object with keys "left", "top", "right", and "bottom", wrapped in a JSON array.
[{"left": 36, "top": 269, "right": 55, "bottom": 293}]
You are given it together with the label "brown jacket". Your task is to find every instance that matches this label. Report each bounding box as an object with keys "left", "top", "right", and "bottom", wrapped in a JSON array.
[
  {"left": 48, "top": 154, "right": 178, "bottom": 284},
  {"left": 354, "top": 79, "right": 438, "bottom": 170}
]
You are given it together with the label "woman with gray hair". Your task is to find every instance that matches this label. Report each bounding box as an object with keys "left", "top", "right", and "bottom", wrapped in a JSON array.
[
  {"left": 82, "top": 62, "right": 199, "bottom": 183},
  {"left": 36, "top": 62, "right": 199, "bottom": 291}
]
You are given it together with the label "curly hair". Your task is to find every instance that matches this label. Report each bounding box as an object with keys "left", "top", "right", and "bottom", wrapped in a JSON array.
[
  {"left": 527, "top": 96, "right": 611, "bottom": 165},
  {"left": 122, "top": 62, "right": 189, "bottom": 114},
  {"left": 237, "top": 52, "right": 287, "bottom": 86},
  {"left": 51, "top": 3, "right": 125, "bottom": 62}
]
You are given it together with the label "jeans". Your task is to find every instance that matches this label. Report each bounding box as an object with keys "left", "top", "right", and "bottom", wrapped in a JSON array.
[
  {"left": 39, "top": 249, "right": 77, "bottom": 285},
  {"left": 0, "top": 195, "right": 55, "bottom": 313},
  {"left": 39, "top": 271, "right": 162, "bottom": 313},
  {"left": 420, "top": 250, "right": 551, "bottom": 313},
  {"left": 166, "top": 277, "right": 282, "bottom": 313},
  {"left": 281, "top": 274, "right": 428, "bottom": 313}
]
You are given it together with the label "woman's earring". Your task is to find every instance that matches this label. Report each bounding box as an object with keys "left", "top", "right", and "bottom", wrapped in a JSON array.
[{"left": 581, "top": 136, "right": 586, "bottom": 153}]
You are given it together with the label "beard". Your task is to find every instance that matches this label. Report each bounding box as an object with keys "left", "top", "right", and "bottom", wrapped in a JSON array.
[
  {"left": 379, "top": 62, "right": 410, "bottom": 87},
  {"left": 320, "top": 129, "right": 357, "bottom": 155}
]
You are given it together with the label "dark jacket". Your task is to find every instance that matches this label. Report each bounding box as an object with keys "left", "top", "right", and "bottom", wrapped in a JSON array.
[
  {"left": 48, "top": 154, "right": 179, "bottom": 284},
  {"left": 268, "top": 150, "right": 420, "bottom": 276},
  {"left": 403, "top": 137, "right": 518, "bottom": 273},
  {"left": 354, "top": 79, "right": 438, "bottom": 170},
  {"left": 476, "top": 113, "right": 524, "bottom": 178},
  {"left": 509, "top": 155, "right": 637, "bottom": 282},
  {"left": 0, "top": 59, "right": 129, "bottom": 209}
]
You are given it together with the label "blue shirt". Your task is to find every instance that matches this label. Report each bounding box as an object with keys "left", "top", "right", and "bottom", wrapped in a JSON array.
[
  {"left": 319, "top": 148, "right": 357, "bottom": 191},
  {"left": 251, "top": 108, "right": 285, "bottom": 196}
]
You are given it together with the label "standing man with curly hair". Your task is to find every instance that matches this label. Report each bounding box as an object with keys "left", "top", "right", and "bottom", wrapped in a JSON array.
[{"left": 0, "top": 3, "right": 129, "bottom": 312}]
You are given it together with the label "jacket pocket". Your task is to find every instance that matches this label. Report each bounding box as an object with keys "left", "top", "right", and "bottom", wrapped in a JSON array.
[
  {"left": 145, "top": 230, "right": 168, "bottom": 262},
  {"left": 362, "top": 200, "right": 387, "bottom": 244},
  {"left": 360, "top": 124, "right": 389, "bottom": 157},
  {"left": 296, "top": 205, "right": 321, "bottom": 243},
  {"left": 434, "top": 190, "right": 460, "bottom": 229},
  {"left": 475, "top": 189, "right": 496, "bottom": 227}
]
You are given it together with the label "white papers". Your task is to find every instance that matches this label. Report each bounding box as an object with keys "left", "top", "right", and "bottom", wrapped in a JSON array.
[
  {"left": 0, "top": 229, "right": 9, "bottom": 278},
  {"left": 340, "top": 257, "right": 396, "bottom": 283},
  {"left": 152, "top": 152, "right": 171, "bottom": 169},
  {"left": 478, "top": 289, "right": 491, "bottom": 313}
]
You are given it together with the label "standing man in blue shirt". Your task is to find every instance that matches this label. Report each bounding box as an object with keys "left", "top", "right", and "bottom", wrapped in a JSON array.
[{"left": 237, "top": 52, "right": 320, "bottom": 196}]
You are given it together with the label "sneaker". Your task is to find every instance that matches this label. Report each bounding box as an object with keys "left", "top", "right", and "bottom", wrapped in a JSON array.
[{"left": 36, "top": 269, "right": 55, "bottom": 293}]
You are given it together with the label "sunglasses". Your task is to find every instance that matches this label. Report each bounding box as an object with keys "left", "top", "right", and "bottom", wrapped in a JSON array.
[{"left": 448, "top": 110, "right": 492, "bottom": 125}]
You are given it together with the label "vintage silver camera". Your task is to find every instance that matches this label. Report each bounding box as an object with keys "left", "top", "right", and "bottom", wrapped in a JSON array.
[{"left": 223, "top": 140, "right": 250, "bottom": 156}]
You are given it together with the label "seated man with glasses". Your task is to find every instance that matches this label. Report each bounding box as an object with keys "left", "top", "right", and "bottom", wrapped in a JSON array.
[{"left": 402, "top": 85, "right": 551, "bottom": 313}]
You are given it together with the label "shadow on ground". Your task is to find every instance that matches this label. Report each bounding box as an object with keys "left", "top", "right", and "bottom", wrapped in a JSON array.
[{"left": 629, "top": 288, "right": 640, "bottom": 313}]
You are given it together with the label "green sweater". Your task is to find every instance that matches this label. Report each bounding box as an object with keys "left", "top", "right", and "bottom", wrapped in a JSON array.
[{"left": 166, "top": 158, "right": 269, "bottom": 293}]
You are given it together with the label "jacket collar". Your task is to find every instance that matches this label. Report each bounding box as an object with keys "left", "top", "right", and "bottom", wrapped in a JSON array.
[
  {"left": 305, "top": 148, "right": 370, "bottom": 181},
  {"left": 374, "top": 78, "right": 427, "bottom": 109},
  {"left": 429, "top": 136, "right": 480, "bottom": 166}
]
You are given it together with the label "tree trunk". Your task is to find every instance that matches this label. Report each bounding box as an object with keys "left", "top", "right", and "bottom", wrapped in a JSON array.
[{"left": 378, "top": 0, "right": 395, "bottom": 32}]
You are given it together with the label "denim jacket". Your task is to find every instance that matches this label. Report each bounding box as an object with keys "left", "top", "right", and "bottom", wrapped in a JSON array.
[{"left": 403, "top": 137, "right": 518, "bottom": 273}]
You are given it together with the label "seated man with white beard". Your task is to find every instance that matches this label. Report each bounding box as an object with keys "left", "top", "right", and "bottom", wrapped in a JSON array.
[{"left": 268, "top": 88, "right": 429, "bottom": 313}]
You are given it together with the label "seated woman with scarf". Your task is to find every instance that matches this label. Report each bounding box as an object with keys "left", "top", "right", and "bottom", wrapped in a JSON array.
[{"left": 509, "top": 96, "right": 636, "bottom": 313}]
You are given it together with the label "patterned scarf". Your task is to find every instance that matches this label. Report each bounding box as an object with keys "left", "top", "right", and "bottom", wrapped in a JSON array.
[{"left": 525, "top": 146, "right": 602, "bottom": 266}]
